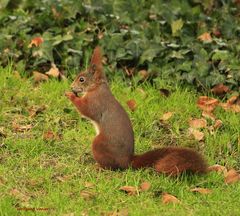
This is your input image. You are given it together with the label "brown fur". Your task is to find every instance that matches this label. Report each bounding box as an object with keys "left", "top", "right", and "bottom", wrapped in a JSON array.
[
  {"left": 132, "top": 147, "right": 207, "bottom": 176},
  {"left": 65, "top": 47, "right": 208, "bottom": 176}
]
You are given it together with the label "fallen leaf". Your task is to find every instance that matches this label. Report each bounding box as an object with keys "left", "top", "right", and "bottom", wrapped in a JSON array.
[
  {"left": 189, "top": 118, "right": 207, "bottom": 129},
  {"left": 213, "top": 119, "right": 222, "bottom": 130},
  {"left": 28, "top": 36, "right": 44, "bottom": 48},
  {"left": 198, "top": 32, "right": 212, "bottom": 42},
  {"left": 33, "top": 71, "right": 49, "bottom": 83},
  {"left": 231, "top": 105, "right": 240, "bottom": 113},
  {"left": 211, "top": 84, "right": 229, "bottom": 96},
  {"left": 207, "top": 164, "right": 227, "bottom": 174},
  {"left": 103, "top": 209, "right": 129, "bottom": 216},
  {"left": 28, "top": 105, "right": 47, "bottom": 117},
  {"left": 140, "top": 182, "right": 151, "bottom": 192},
  {"left": 162, "top": 193, "right": 180, "bottom": 204},
  {"left": 43, "top": 131, "right": 56, "bottom": 141},
  {"left": 98, "top": 32, "right": 104, "bottom": 40},
  {"left": 224, "top": 169, "right": 240, "bottom": 184},
  {"left": 84, "top": 182, "right": 94, "bottom": 188},
  {"left": 219, "top": 95, "right": 240, "bottom": 113},
  {"left": 80, "top": 190, "right": 96, "bottom": 200},
  {"left": 43, "top": 131, "right": 61, "bottom": 141},
  {"left": 55, "top": 175, "right": 71, "bottom": 182},
  {"left": 10, "top": 188, "right": 30, "bottom": 202},
  {"left": 119, "top": 186, "right": 138, "bottom": 195},
  {"left": 188, "top": 128, "right": 204, "bottom": 141},
  {"left": 46, "top": 63, "right": 60, "bottom": 78},
  {"left": 126, "top": 99, "right": 137, "bottom": 112},
  {"left": 190, "top": 188, "right": 212, "bottom": 194},
  {"left": 160, "top": 112, "right": 174, "bottom": 121},
  {"left": 197, "top": 96, "right": 219, "bottom": 113},
  {"left": 12, "top": 122, "right": 33, "bottom": 132},
  {"left": 227, "top": 95, "right": 239, "bottom": 105},
  {"left": 0, "top": 127, "right": 6, "bottom": 138},
  {"left": 138, "top": 70, "right": 149, "bottom": 80},
  {"left": 202, "top": 111, "right": 216, "bottom": 121}
]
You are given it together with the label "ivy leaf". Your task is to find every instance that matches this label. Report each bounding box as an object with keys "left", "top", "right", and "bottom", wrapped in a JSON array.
[
  {"left": 140, "top": 47, "right": 161, "bottom": 63},
  {"left": 171, "top": 19, "right": 184, "bottom": 36}
]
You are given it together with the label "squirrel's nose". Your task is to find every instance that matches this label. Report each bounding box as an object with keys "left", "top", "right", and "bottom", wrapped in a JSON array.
[{"left": 71, "top": 86, "right": 83, "bottom": 94}]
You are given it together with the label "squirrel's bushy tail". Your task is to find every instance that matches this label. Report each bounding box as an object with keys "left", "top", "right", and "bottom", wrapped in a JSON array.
[{"left": 131, "top": 147, "right": 207, "bottom": 176}]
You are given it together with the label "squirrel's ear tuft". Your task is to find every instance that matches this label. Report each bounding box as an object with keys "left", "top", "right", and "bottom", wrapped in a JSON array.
[{"left": 90, "top": 46, "right": 102, "bottom": 68}]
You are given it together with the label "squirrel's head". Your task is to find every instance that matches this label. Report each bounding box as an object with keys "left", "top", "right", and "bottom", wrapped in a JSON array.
[{"left": 71, "top": 46, "right": 106, "bottom": 96}]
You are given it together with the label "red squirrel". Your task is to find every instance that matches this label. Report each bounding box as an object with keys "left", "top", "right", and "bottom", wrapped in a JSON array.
[{"left": 65, "top": 47, "right": 207, "bottom": 176}]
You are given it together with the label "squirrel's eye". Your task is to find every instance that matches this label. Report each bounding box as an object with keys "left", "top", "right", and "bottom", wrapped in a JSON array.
[{"left": 79, "top": 77, "right": 85, "bottom": 83}]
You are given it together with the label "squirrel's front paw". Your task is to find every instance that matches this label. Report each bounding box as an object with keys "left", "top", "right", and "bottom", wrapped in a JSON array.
[{"left": 65, "top": 92, "right": 76, "bottom": 100}]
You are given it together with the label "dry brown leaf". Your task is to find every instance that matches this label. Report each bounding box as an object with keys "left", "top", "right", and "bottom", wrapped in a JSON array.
[
  {"left": 202, "top": 111, "right": 216, "bottom": 121},
  {"left": 224, "top": 169, "right": 240, "bottom": 184},
  {"left": 231, "top": 105, "right": 240, "bottom": 113},
  {"left": 207, "top": 164, "right": 227, "bottom": 174},
  {"left": 46, "top": 63, "right": 60, "bottom": 78},
  {"left": 103, "top": 209, "right": 129, "bottom": 216},
  {"left": 84, "top": 182, "right": 95, "bottom": 188},
  {"left": 43, "top": 131, "right": 55, "bottom": 141},
  {"left": 211, "top": 84, "right": 229, "bottom": 96},
  {"left": 219, "top": 95, "right": 240, "bottom": 113},
  {"left": 43, "top": 131, "right": 61, "bottom": 141},
  {"left": 160, "top": 112, "right": 174, "bottom": 121},
  {"left": 140, "top": 182, "right": 151, "bottom": 192},
  {"left": 80, "top": 190, "right": 96, "bottom": 200},
  {"left": 126, "top": 99, "right": 137, "bottom": 112},
  {"left": 162, "top": 193, "right": 180, "bottom": 204},
  {"left": 227, "top": 95, "right": 239, "bottom": 105},
  {"left": 9, "top": 188, "right": 30, "bottom": 202},
  {"left": 197, "top": 96, "right": 219, "bottom": 113},
  {"left": 28, "top": 37, "right": 44, "bottom": 48},
  {"left": 119, "top": 186, "right": 138, "bottom": 195},
  {"left": 56, "top": 175, "right": 71, "bottom": 182},
  {"left": 198, "top": 32, "right": 212, "bottom": 42},
  {"left": 12, "top": 122, "right": 33, "bottom": 132},
  {"left": 189, "top": 118, "right": 207, "bottom": 129},
  {"left": 97, "top": 32, "right": 104, "bottom": 40},
  {"left": 188, "top": 128, "right": 204, "bottom": 141},
  {"left": 190, "top": 188, "right": 212, "bottom": 194},
  {"left": 138, "top": 70, "right": 149, "bottom": 80},
  {"left": 33, "top": 71, "right": 49, "bottom": 83},
  {"left": 28, "top": 105, "right": 47, "bottom": 117},
  {"left": 213, "top": 119, "right": 222, "bottom": 130},
  {"left": 0, "top": 127, "right": 6, "bottom": 138}
]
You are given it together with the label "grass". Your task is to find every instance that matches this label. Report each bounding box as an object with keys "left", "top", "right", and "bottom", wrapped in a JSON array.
[{"left": 0, "top": 66, "right": 240, "bottom": 216}]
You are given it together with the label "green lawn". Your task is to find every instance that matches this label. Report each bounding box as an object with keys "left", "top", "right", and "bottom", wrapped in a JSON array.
[{"left": 0, "top": 67, "right": 239, "bottom": 216}]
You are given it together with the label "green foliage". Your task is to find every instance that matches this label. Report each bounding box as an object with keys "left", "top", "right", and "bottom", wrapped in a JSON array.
[{"left": 1, "top": 0, "right": 240, "bottom": 90}]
